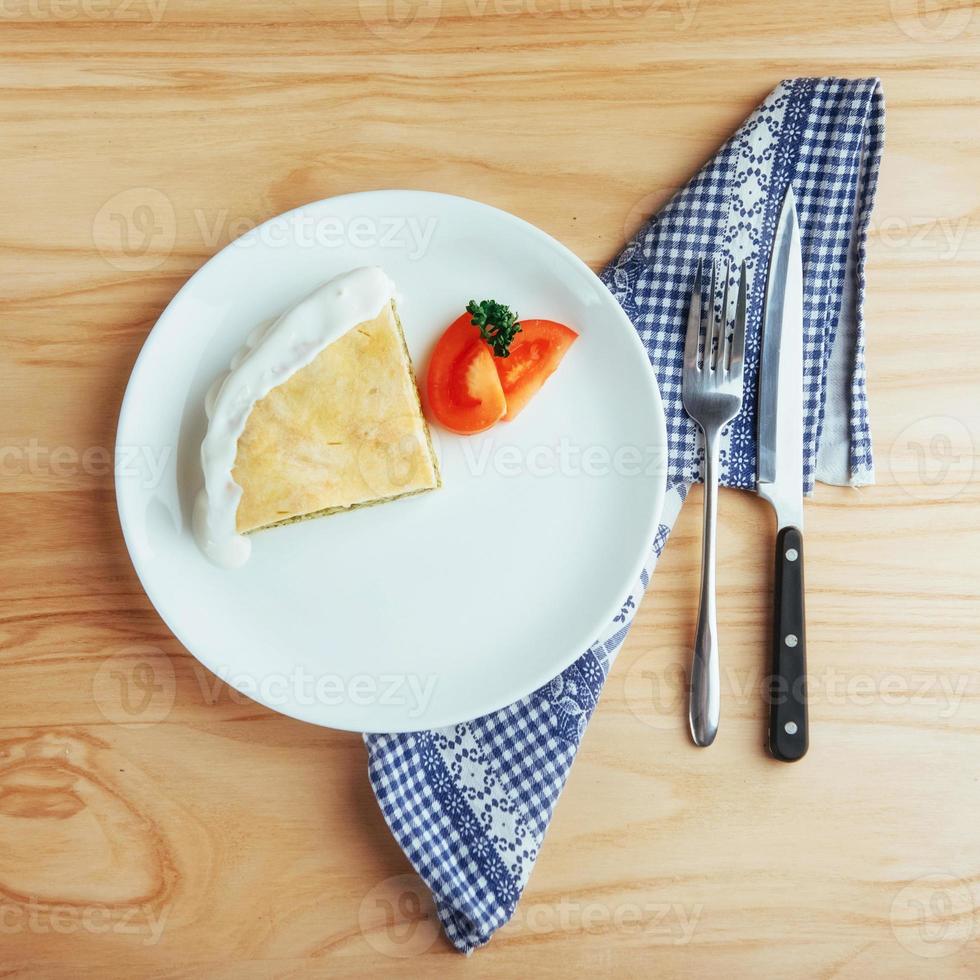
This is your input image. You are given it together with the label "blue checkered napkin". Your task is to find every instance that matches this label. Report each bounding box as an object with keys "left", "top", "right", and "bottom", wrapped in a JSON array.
[{"left": 364, "top": 78, "right": 885, "bottom": 954}]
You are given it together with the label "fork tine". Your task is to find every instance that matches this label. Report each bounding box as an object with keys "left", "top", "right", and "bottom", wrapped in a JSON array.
[
  {"left": 684, "top": 260, "right": 703, "bottom": 371},
  {"left": 730, "top": 261, "right": 748, "bottom": 378},
  {"left": 708, "top": 261, "right": 721, "bottom": 371},
  {"left": 720, "top": 268, "right": 731, "bottom": 374}
]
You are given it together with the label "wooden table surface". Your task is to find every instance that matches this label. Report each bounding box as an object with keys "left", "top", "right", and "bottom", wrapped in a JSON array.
[{"left": 2, "top": 1, "right": 979, "bottom": 976}]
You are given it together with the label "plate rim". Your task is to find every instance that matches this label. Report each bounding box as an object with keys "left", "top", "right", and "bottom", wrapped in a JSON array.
[{"left": 115, "top": 189, "right": 667, "bottom": 732}]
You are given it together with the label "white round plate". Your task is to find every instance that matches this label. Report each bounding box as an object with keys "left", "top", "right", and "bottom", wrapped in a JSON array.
[{"left": 116, "top": 191, "right": 667, "bottom": 732}]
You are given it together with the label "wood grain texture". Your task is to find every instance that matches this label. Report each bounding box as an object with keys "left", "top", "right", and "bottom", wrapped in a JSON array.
[{"left": 2, "top": 1, "right": 979, "bottom": 975}]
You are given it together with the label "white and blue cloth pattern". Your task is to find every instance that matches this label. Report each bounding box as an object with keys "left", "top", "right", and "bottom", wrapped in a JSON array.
[{"left": 365, "top": 77, "right": 885, "bottom": 954}]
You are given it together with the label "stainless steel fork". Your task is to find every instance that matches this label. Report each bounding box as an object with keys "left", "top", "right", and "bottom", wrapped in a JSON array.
[{"left": 682, "top": 260, "right": 748, "bottom": 747}]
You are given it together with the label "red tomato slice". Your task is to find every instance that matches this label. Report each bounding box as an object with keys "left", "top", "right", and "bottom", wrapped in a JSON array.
[
  {"left": 493, "top": 319, "right": 578, "bottom": 420},
  {"left": 426, "top": 313, "right": 507, "bottom": 434}
]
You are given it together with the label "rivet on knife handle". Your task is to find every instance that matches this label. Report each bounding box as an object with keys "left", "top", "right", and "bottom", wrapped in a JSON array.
[{"left": 768, "top": 526, "right": 808, "bottom": 761}]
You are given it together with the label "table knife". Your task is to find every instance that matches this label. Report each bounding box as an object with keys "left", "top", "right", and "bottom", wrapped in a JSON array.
[{"left": 757, "top": 187, "right": 808, "bottom": 762}]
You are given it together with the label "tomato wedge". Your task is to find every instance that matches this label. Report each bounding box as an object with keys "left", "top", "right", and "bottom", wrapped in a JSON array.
[
  {"left": 426, "top": 313, "right": 507, "bottom": 434},
  {"left": 492, "top": 319, "right": 578, "bottom": 420}
]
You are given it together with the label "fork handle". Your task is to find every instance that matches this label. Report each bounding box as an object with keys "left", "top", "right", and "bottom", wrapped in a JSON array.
[
  {"left": 689, "top": 433, "right": 720, "bottom": 747},
  {"left": 768, "top": 526, "right": 808, "bottom": 761}
]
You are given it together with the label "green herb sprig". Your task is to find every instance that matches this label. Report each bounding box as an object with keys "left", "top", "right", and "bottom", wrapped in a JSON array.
[{"left": 466, "top": 299, "right": 522, "bottom": 358}]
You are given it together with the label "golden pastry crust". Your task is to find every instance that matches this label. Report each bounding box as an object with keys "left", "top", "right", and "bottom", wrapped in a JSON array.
[{"left": 232, "top": 301, "right": 440, "bottom": 534}]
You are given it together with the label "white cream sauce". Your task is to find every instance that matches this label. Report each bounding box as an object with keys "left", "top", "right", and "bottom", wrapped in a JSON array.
[{"left": 193, "top": 266, "right": 395, "bottom": 568}]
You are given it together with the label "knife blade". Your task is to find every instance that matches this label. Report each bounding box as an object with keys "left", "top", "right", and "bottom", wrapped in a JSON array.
[{"left": 757, "top": 186, "right": 808, "bottom": 762}]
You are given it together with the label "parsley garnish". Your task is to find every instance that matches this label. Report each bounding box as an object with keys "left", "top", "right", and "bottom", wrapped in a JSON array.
[{"left": 466, "top": 299, "right": 522, "bottom": 358}]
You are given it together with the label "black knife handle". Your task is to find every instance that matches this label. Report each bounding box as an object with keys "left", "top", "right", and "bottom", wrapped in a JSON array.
[{"left": 768, "top": 526, "right": 808, "bottom": 762}]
